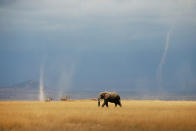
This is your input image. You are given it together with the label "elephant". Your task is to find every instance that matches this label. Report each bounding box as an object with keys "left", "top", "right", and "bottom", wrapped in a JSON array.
[{"left": 98, "top": 92, "right": 122, "bottom": 107}]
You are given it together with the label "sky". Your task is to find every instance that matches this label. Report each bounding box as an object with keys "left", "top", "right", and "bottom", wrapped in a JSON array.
[{"left": 0, "top": 0, "right": 196, "bottom": 95}]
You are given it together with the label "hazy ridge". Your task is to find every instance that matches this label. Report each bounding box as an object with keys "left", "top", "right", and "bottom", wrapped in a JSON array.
[{"left": 0, "top": 80, "right": 196, "bottom": 100}]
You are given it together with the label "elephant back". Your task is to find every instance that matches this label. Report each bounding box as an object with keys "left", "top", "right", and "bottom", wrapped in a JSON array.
[{"left": 110, "top": 92, "right": 120, "bottom": 100}]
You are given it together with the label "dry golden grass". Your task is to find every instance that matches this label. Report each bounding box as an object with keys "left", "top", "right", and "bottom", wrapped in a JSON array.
[{"left": 0, "top": 100, "right": 196, "bottom": 131}]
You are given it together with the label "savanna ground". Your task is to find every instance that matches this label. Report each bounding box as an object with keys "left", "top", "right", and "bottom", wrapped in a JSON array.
[{"left": 0, "top": 100, "right": 196, "bottom": 131}]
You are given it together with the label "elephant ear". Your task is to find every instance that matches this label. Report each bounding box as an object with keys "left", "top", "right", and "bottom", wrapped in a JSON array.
[{"left": 104, "top": 93, "right": 110, "bottom": 99}]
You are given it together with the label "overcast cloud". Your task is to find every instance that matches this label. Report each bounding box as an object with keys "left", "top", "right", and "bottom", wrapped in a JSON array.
[{"left": 0, "top": 0, "right": 196, "bottom": 96}]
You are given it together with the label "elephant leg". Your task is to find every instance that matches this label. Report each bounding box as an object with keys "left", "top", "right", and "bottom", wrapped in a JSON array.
[
  {"left": 118, "top": 100, "right": 122, "bottom": 107},
  {"left": 105, "top": 101, "right": 108, "bottom": 107},
  {"left": 102, "top": 100, "right": 108, "bottom": 107},
  {"left": 102, "top": 102, "right": 105, "bottom": 107}
]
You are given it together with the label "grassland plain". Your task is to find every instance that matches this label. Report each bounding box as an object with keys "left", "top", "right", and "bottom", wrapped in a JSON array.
[{"left": 0, "top": 100, "right": 196, "bottom": 131}]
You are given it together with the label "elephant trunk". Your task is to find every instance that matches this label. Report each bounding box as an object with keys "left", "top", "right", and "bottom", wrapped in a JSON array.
[{"left": 98, "top": 98, "right": 100, "bottom": 107}]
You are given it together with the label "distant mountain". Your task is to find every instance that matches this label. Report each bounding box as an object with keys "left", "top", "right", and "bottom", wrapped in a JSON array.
[
  {"left": 1, "top": 80, "right": 196, "bottom": 100},
  {"left": 0, "top": 80, "right": 40, "bottom": 100},
  {"left": 0, "top": 80, "right": 99, "bottom": 100},
  {"left": 0, "top": 80, "right": 72, "bottom": 100}
]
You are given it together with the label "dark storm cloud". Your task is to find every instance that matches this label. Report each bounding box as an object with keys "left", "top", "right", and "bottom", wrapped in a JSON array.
[
  {"left": 0, "top": 0, "right": 196, "bottom": 96},
  {"left": 0, "top": 0, "right": 17, "bottom": 6}
]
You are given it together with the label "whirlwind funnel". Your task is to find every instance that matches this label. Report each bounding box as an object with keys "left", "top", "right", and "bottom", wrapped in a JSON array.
[
  {"left": 157, "top": 30, "right": 172, "bottom": 89},
  {"left": 39, "top": 66, "right": 45, "bottom": 101}
]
